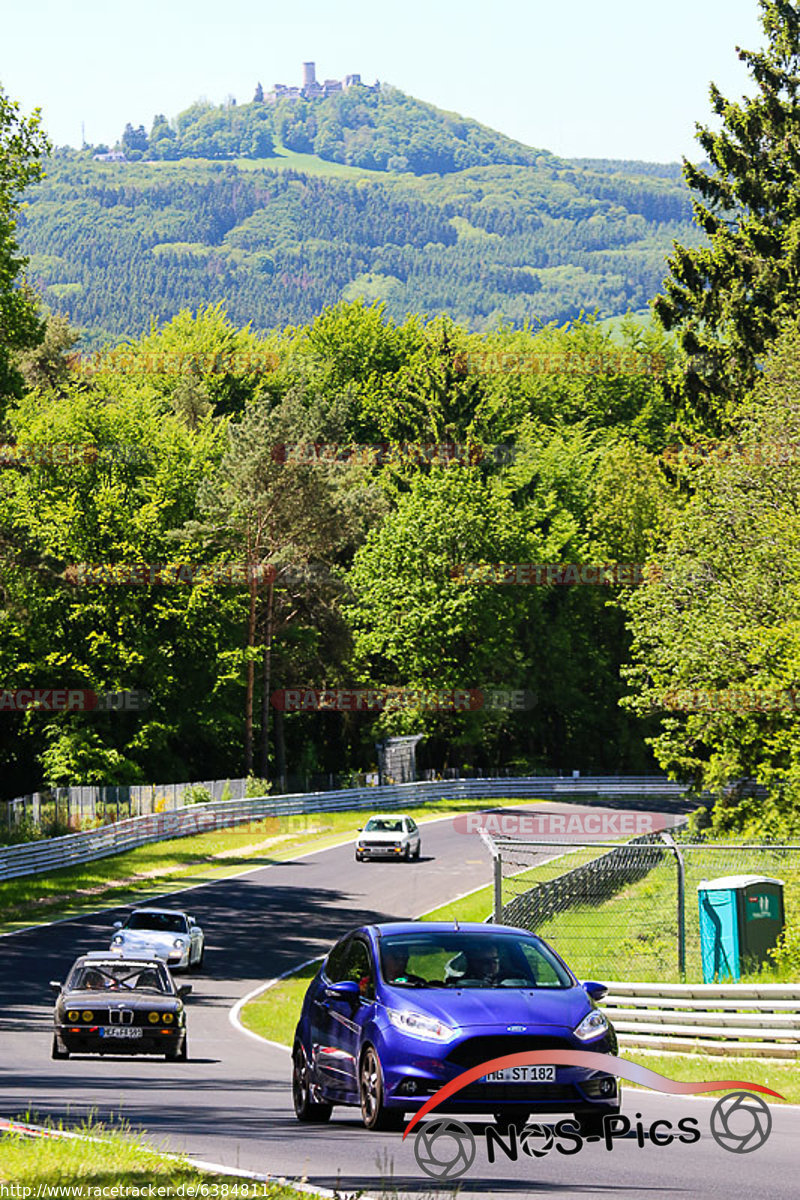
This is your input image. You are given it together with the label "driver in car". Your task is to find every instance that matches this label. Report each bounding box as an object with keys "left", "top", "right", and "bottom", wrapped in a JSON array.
[
  {"left": 84, "top": 969, "right": 119, "bottom": 990},
  {"left": 464, "top": 946, "right": 502, "bottom": 984},
  {"left": 381, "top": 944, "right": 413, "bottom": 983}
]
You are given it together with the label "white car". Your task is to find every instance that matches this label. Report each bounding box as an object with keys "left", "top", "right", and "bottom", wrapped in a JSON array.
[
  {"left": 355, "top": 814, "right": 421, "bottom": 862},
  {"left": 110, "top": 908, "right": 204, "bottom": 971}
]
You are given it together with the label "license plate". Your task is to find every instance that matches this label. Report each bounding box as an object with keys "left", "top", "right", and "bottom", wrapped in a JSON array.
[
  {"left": 480, "top": 1065, "right": 555, "bottom": 1083},
  {"left": 101, "top": 1027, "right": 143, "bottom": 1038}
]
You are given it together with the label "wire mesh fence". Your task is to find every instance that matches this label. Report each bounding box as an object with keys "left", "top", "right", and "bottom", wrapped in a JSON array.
[{"left": 490, "top": 832, "right": 800, "bottom": 983}]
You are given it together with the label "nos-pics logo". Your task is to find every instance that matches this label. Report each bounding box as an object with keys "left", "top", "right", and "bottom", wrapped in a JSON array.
[{"left": 405, "top": 1053, "right": 780, "bottom": 1181}]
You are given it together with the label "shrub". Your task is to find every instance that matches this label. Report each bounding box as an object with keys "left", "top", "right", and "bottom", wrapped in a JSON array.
[
  {"left": 245, "top": 775, "right": 272, "bottom": 798},
  {"left": 181, "top": 784, "right": 214, "bottom": 806}
]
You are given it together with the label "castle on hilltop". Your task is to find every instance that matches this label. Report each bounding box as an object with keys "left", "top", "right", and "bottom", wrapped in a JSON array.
[{"left": 261, "top": 62, "right": 380, "bottom": 105}]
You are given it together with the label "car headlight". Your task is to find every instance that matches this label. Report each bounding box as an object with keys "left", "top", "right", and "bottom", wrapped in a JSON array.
[
  {"left": 386, "top": 1007, "right": 455, "bottom": 1042},
  {"left": 173, "top": 938, "right": 187, "bottom": 949},
  {"left": 163, "top": 1012, "right": 174, "bottom": 1024},
  {"left": 148, "top": 1012, "right": 159, "bottom": 1023},
  {"left": 82, "top": 1010, "right": 94, "bottom": 1022},
  {"left": 111, "top": 934, "right": 124, "bottom": 945},
  {"left": 573, "top": 1009, "right": 609, "bottom": 1041}
]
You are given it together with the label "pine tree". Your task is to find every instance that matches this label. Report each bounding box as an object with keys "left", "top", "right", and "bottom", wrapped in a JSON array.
[{"left": 654, "top": 0, "right": 800, "bottom": 430}]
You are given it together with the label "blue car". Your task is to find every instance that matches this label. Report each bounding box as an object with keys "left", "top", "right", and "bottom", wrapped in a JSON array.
[{"left": 292, "top": 921, "right": 620, "bottom": 1132}]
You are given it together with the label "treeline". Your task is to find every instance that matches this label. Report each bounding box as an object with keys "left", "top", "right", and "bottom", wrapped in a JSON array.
[{"left": 18, "top": 158, "right": 696, "bottom": 345}]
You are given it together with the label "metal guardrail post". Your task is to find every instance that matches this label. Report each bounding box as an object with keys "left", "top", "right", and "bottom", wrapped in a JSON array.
[
  {"left": 661, "top": 832, "right": 686, "bottom": 979},
  {"left": 493, "top": 850, "right": 503, "bottom": 925}
]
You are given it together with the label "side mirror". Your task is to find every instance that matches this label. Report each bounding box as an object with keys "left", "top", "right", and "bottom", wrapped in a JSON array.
[
  {"left": 357, "top": 827, "right": 363, "bottom": 833},
  {"left": 178, "top": 984, "right": 192, "bottom": 998},
  {"left": 112, "top": 921, "right": 122, "bottom": 929},
  {"left": 582, "top": 980, "right": 608, "bottom": 1002},
  {"left": 49, "top": 980, "right": 62, "bottom": 992},
  {"left": 324, "top": 980, "right": 360, "bottom": 1002},
  {"left": 187, "top": 916, "right": 195, "bottom": 925}
]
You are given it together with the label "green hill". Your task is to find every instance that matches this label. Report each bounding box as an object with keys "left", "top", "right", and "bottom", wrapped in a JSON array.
[{"left": 17, "top": 87, "right": 701, "bottom": 345}]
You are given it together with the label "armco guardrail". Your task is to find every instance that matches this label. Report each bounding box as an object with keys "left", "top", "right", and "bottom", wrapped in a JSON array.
[
  {"left": 0, "top": 775, "right": 688, "bottom": 881},
  {"left": 602, "top": 982, "right": 800, "bottom": 1058}
]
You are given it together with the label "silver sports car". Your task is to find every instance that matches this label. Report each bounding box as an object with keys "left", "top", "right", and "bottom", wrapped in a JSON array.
[{"left": 109, "top": 907, "right": 205, "bottom": 970}]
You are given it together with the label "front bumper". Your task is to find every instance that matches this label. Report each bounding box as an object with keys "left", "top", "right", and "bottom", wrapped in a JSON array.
[
  {"left": 356, "top": 843, "right": 409, "bottom": 858},
  {"left": 109, "top": 942, "right": 189, "bottom": 967},
  {"left": 383, "top": 1063, "right": 618, "bottom": 1111},
  {"left": 57, "top": 1024, "right": 184, "bottom": 1055}
]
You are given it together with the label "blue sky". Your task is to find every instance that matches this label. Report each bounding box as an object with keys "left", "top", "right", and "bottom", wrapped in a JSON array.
[{"left": 3, "top": 0, "right": 763, "bottom": 161}]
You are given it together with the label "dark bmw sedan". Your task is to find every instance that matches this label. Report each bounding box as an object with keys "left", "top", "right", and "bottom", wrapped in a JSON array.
[
  {"left": 292, "top": 922, "right": 620, "bottom": 1132},
  {"left": 50, "top": 952, "right": 191, "bottom": 1060}
]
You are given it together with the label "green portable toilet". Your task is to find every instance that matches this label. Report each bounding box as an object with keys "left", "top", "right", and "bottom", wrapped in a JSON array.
[{"left": 697, "top": 875, "right": 785, "bottom": 982}]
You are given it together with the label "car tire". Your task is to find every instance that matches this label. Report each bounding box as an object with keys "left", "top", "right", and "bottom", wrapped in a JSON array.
[
  {"left": 191, "top": 945, "right": 204, "bottom": 970},
  {"left": 359, "top": 1046, "right": 405, "bottom": 1131},
  {"left": 355, "top": 851, "right": 363, "bottom": 862},
  {"left": 493, "top": 1109, "right": 531, "bottom": 1132},
  {"left": 576, "top": 1107, "right": 618, "bottom": 1137},
  {"left": 403, "top": 845, "right": 411, "bottom": 861},
  {"left": 292, "top": 1044, "right": 333, "bottom": 1123},
  {"left": 413, "top": 844, "right": 421, "bottom": 860},
  {"left": 51, "top": 1034, "right": 69, "bottom": 1060},
  {"left": 166, "top": 1037, "right": 188, "bottom": 1062}
]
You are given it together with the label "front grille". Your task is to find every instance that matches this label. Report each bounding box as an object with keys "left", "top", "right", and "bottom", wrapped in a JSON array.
[
  {"left": 460, "top": 1083, "right": 579, "bottom": 1102},
  {"left": 108, "top": 1008, "right": 134, "bottom": 1024},
  {"left": 446, "top": 1035, "right": 574, "bottom": 1069}
]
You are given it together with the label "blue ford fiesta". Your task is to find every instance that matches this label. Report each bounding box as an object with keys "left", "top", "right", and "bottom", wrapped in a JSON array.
[{"left": 292, "top": 921, "right": 620, "bottom": 1132}]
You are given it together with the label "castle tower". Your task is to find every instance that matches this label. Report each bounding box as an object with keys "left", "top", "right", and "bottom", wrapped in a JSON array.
[{"left": 302, "top": 62, "right": 317, "bottom": 88}]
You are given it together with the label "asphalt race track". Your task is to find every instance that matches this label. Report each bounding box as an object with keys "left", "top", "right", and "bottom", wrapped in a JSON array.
[{"left": 1, "top": 801, "right": 796, "bottom": 1199}]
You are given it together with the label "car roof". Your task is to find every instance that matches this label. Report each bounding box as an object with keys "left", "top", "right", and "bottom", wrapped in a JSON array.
[
  {"left": 365, "top": 814, "right": 410, "bottom": 819},
  {"left": 76, "top": 952, "right": 167, "bottom": 967},
  {"left": 127, "top": 907, "right": 187, "bottom": 916},
  {"left": 366, "top": 921, "right": 539, "bottom": 938}
]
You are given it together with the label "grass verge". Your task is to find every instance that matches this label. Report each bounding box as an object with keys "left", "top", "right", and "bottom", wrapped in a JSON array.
[
  {"left": 0, "top": 797, "right": 549, "bottom": 934},
  {"left": 0, "top": 1118, "right": 304, "bottom": 1193},
  {"left": 622, "top": 1050, "right": 800, "bottom": 1104}
]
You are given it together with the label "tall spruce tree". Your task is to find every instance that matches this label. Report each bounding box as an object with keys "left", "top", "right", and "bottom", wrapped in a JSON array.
[{"left": 654, "top": 1, "right": 800, "bottom": 430}]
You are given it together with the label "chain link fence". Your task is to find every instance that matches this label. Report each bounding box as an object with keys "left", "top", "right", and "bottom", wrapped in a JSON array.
[{"left": 488, "top": 832, "right": 800, "bottom": 983}]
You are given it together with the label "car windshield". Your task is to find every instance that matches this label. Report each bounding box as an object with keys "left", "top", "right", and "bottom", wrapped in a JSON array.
[
  {"left": 378, "top": 932, "right": 573, "bottom": 989},
  {"left": 69, "top": 963, "right": 171, "bottom": 993},
  {"left": 364, "top": 818, "right": 404, "bottom": 832},
  {"left": 126, "top": 912, "right": 187, "bottom": 933}
]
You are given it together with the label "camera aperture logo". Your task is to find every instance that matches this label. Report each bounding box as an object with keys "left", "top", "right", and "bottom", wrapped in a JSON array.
[{"left": 406, "top": 1051, "right": 782, "bottom": 1180}]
